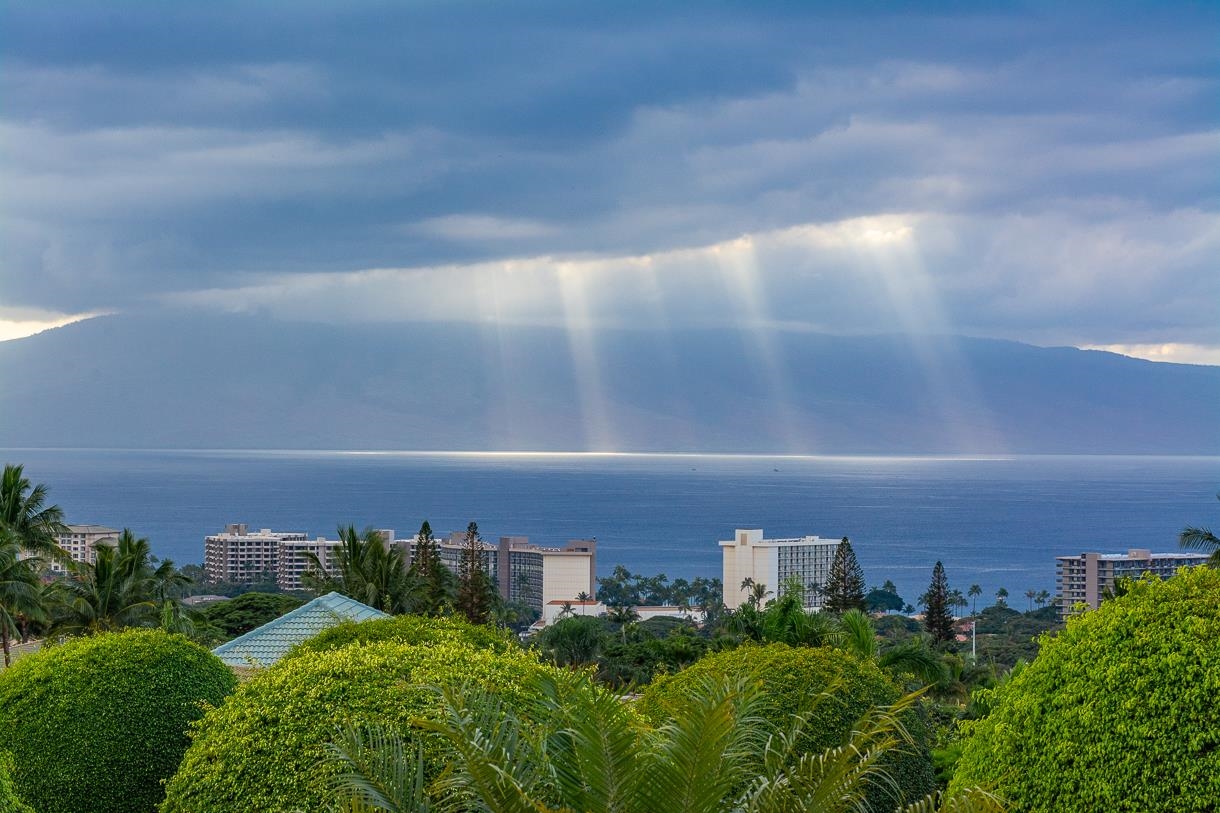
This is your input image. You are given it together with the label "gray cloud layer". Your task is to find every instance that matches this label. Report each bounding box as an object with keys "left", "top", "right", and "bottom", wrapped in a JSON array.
[{"left": 1, "top": 2, "right": 1216, "bottom": 349}]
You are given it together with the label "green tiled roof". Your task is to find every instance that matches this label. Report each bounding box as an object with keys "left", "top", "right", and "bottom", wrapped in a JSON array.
[{"left": 212, "top": 591, "right": 390, "bottom": 668}]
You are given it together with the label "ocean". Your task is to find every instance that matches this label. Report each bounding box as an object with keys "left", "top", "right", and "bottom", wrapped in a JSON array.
[{"left": 5, "top": 449, "right": 1218, "bottom": 607}]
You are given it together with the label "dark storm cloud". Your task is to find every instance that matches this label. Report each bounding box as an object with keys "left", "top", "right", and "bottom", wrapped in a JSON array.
[{"left": 0, "top": 1, "right": 1216, "bottom": 350}]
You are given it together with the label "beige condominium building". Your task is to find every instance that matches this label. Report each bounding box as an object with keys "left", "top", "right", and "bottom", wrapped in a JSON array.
[
  {"left": 418, "top": 532, "right": 597, "bottom": 612},
  {"left": 48, "top": 524, "right": 120, "bottom": 572},
  {"left": 204, "top": 524, "right": 309, "bottom": 586},
  {"left": 205, "top": 524, "right": 398, "bottom": 591},
  {"left": 1055, "top": 548, "right": 1209, "bottom": 617},
  {"left": 721, "top": 528, "right": 840, "bottom": 610}
]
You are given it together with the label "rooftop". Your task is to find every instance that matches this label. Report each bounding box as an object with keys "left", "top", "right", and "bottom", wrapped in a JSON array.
[{"left": 211, "top": 591, "right": 389, "bottom": 668}]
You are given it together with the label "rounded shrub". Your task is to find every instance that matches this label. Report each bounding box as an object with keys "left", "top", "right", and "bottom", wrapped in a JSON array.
[
  {"left": 0, "top": 630, "right": 236, "bottom": 813},
  {"left": 284, "top": 612, "right": 517, "bottom": 659},
  {"left": 951, "top": 567, "right": 1220, "bottom": 811},
  {"left": 162, "top": 641, "right": 562, "bottom": 813},
  {"left": 638, "top": 643, "right": 936, "bottom": 811},
  {"left": 0, "top": 752, "right": 34, "bottom": 813}
]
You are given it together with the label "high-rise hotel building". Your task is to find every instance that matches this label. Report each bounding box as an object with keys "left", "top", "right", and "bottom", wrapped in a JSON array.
[
  {"left": 1055, "top": 548, "right": 1209, "bottom": 617},
  {"left": 205, "top": 523, "right": 596, "bottom": 605},
  {"left": 720, "top": 528, "right": 840, "bottom": 610},
  {"left": 419, "top": 533, "right": 596, "bottom": 612}
]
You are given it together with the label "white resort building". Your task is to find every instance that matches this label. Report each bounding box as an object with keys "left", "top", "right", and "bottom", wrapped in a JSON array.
[{"left": 720, "top": 528, "right": 841, "bottom": 610}]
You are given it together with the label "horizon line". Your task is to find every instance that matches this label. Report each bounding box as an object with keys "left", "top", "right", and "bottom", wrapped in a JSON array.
[{"left": 3, "top": 447, "right": 1219, "bottom": 462}]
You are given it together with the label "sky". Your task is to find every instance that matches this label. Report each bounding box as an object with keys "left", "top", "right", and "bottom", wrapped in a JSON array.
[{"left": 1, "top": 1, "right": 1217, "bottom": 363}]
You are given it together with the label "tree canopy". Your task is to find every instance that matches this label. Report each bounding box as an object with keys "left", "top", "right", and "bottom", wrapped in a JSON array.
[
  {"left": 952, "top": 566, "right": 1220, "bottom": 811},
  {"left": 0, "top": 630, "right": 234, "bottom": 813}
]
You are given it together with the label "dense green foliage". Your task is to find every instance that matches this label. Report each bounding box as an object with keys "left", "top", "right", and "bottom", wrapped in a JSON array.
[
  {"left": 0, "top": 753, "right": 32, "bottom": 813},
  {"left": 866, "top": 585, "right": 907, "bottom": 613},
  {"left": 0, "top": 630, "right": 235, "bottom": 813},
  {"left": 285, "top": 613, "right": 517, "bottom": 659},
  {"left": 596, "top": 564, "right": 723, "bottom": 611},
  {"left": 969, "top": 604, "right": 1061, "bottom": 670},
  {"left": 639, "top": 644, "right": 936, "bottom": 810},
  {"left": 952, "top": 567, "right": 1220, "bottom": 811},
  {"left": 534, "top": 614, "right": 709, "bottom": 685},
  {"left": 327, "top": 669, "right": 1001, "bottom": 813},
  {"left": 162, "top": 640, "right": 562, "bottom": 813},
  {"left": 201, "top": 592, "right": 305, "bottom": 638}
]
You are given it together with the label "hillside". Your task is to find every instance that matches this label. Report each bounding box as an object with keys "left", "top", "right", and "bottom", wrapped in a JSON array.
[{"left": 0, "top": 314, "right": 1215, "bottom": 454}]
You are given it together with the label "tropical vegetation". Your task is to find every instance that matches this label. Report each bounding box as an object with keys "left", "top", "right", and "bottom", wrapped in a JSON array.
[
  {"left": 951, "top": 566, "right": 1220, "bottom": 811},
  {"left": 0, "top": 629, "right": 235, "bottom": 813},
  {"left": 0, "top": 752, "right": 33, "bottom": 813},
  {"left": 0, "top": 464, "right": 67, "bottom": 665},
  {"left": 1178, "top": 493, "right": 1219, "bottom": 565},
  {"left": 640, "top": 643, "right": 938, "bottom": 811},
  {"left": 162, "top": 640, "right": 564, "bottom": 813},
  {"left": 326, "top": 669, "right": 1003, "bottom": 813}
]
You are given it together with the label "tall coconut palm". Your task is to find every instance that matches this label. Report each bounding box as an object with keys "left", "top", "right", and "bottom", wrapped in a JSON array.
[
  {"left": 54, "top": 529, "right": 190, "bottom": 635},
  {"left": 967, "top": 584, "right": 982, "bottom": 616},
  {"left": 1180, "top": 495, "right": 1220, "bottom": 565},
  {"left": 0, "top": 463, "right": 68, "bottom": 560}
]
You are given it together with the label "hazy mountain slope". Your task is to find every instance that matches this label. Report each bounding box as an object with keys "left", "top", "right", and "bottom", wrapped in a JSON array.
[{"left": 0, "top": 314, "right": 1215, "bottom": 454}]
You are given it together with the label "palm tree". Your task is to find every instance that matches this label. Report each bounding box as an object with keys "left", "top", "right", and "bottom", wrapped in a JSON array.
[
  {"left": 994, "top": 587, "right": 1008, "bottom": 608},
  {"left": 0, "top": 527, "right": 46, "bottom": 667},
  {"left": 326, "top": 670, "right": 1004, "bottom": 813},
  {"left": 759, "top": 587, "right": 838, "bottom": 647},
  {"left": 55, "top": 529, "right": 189, "bottom": 635},
  {"left": 1180, "top": 495, "right": 1220, "bottom": 565},
  {"left": 575, "top": 591, "right": 593, "bottom": 603},
  {"left": 1035, "top": 589, "right": 1051, "bottom": 608},
  {"left": 306, "top": 526, "right": 415, "bottom": 614},
  {"left": 604, "top": 604, "right": 639, "bottom": 643},
  {"left": 0, "top": 464, "right": 68, "bottom": 560},
  {"left": 838, "top": 608, "right": 948, "bottom": 689},
  {"left": 950, "top": 589, "right": 968, "bottom": 617},
  {"left": 748, "top": 581, "right": 772, "bottom": 610},
  {"left": 967, "top": 584, "right": 982, "bottom": 615},
  {"left": 1024, "top": 589, "right": 1037, "bottom": 612}
]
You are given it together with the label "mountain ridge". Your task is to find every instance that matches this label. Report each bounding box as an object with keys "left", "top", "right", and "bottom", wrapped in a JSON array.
[{"left": 1, "top": 313, "right": 1215, "bottom": 455}]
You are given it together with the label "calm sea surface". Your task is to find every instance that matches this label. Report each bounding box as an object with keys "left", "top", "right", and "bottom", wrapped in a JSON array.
[{"left": 4, "top": 449, "right": 1218, "bottom": 606}]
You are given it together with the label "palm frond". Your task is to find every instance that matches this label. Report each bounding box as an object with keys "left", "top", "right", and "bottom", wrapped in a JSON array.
[
  {"left": 838, "top": 609, "right": 878, "bottom": 660},
  {"left": 328, "top": 723, "right": 431, "bottom": 813},
  {"left": 879, "top": 640, "right": 948, "bottom": 687},
  {"left": 898, "top": 787, "right": 1007, "bottom": 813},
  {"left": 536, "top": 670, "right": 643, "bottom": 813},
  {"left": 740, "top": 692, "right": 922, "bottom": 813},
  {"left": 639, "top": 673, "right": 770, "bottom": 813},
  {"left": 414, "top": 684, "right": 550, "bottom": 813}
]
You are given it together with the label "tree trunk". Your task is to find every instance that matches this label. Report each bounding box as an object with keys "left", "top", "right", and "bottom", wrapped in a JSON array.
[{"left": 2, "top": 628, "right": 10, "bottom": 669}]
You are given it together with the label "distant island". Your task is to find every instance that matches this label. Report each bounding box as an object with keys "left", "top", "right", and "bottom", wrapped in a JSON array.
[{"left": 2, "top": 313, "right": 1216, "bottom": 454}]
